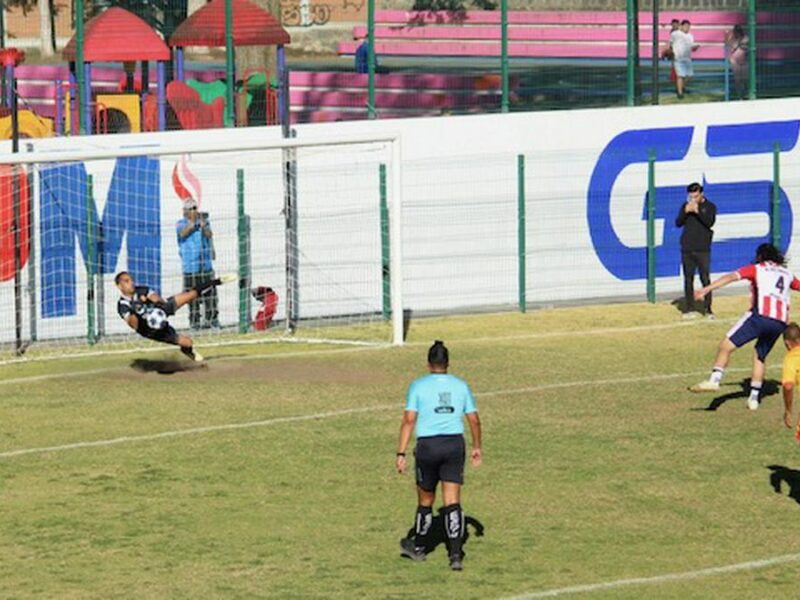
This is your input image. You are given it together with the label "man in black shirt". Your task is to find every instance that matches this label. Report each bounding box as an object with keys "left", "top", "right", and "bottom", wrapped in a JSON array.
[
  {"left": 115, "top": 271, "right": 234, "bottom": 361},
  {"left": 675, "top": 182, "right": 716, "bottom": 318}
]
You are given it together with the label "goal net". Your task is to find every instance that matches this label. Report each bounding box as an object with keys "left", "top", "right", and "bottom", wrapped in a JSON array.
[{"left": 0, "top": 133, "right": 403, "bottom": 363}]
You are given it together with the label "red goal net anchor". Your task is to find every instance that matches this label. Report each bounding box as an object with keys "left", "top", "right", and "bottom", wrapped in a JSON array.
[{"left": 252, "top": 286, "right": 279, "bottom": 330}]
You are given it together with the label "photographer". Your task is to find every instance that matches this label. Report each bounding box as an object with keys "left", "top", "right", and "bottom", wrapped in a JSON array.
[
  {"left": 675, "top": 182, "right": 716, "bottom": 318},
  {"left": 176, "top": 199, "right": 219, "bottom": 329}
]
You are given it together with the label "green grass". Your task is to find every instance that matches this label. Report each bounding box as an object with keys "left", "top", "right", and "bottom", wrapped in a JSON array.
[{"left": 4, "top": 295, "right": 800, "bottom": 598}]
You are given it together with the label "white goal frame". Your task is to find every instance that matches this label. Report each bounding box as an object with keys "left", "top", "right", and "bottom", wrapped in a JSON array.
[{"left": 0, "top": 131, "right": 405, "bottom": 349}]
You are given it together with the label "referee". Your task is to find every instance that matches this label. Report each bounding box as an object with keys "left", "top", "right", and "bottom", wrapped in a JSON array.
[{"left": 396, "top": 340, "right": 482, "bottom": 571}]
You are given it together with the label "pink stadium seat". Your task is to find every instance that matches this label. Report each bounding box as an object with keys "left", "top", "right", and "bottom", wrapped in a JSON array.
[{"left": 338, "top": 10, "right": 800, "bottom": 62}]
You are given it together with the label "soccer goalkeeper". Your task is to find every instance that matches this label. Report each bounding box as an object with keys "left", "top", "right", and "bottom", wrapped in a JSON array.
[{"left": 115, "top": 271, "right": 234, "bottom": 362}]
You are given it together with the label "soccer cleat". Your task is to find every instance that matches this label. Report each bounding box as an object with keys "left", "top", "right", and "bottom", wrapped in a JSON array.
[
  {"left": 181, "top": 346, "right": 204, "bottom": 362},
  {"left": 682, "top": 311, "right": 700, "bottom": 320},
  {"left": 705, "top": 312, "right": 716, "bottom": 321},
  {"left": 217, "top": 273, "right": 238, "bottom": 285},
  {"left": 399, "top": 538, "right": 426, "bottom": 562},
  {"left": 747, "top": 397, "right": 760, "bottom": 411},
  {"left": 449, "top": 555, "right": 464, "bottom": 571},
  {"left": 689, "top": 380, "right": 720, "bottom": 393}
]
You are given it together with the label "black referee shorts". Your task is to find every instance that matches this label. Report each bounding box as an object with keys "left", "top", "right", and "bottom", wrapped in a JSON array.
[{"left": 414, "top": 434, "right": 466, "bottom": 492}]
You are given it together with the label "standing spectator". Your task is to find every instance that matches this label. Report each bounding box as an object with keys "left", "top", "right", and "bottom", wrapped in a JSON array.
[
  {"left": 671, "top": 19, "right": 700, "bottom": 99},
  {"left": 176, "top": 199, "right": 218, "bottom": 329},
  {"left": 395, "top": 340, "right": 482, "bottom": 571},
  {"left": 661, "top": 19, "right": 680, "bottom": 86},
  {"left": 355, "top": 35, "right": 379, "bottom": 74},
  {"left": 725, "top": 24, "right": 749, "bottom": 99},
  {"left": 675, "top": 182, "right": 716, "bottom": 318}
]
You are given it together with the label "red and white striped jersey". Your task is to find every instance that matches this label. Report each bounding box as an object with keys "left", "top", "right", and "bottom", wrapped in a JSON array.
[{"left": 737, "top": 261, "right": 800, "bottom": 323}]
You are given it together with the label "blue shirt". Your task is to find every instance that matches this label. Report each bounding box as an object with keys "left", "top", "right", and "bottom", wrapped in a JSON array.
[
  {"left": 405, "top": 373, "right": 477, "bottom": 438},
  {"left": 176, "top": 218, "right": 213, "bottom": 274},
  {"left": 355, "top": 41, "right": 378, "bottom": 74}
]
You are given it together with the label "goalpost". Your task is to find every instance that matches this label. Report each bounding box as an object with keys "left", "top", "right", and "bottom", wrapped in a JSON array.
[{"left": 0, "top": 132, "right": 404, "bottom": 362}]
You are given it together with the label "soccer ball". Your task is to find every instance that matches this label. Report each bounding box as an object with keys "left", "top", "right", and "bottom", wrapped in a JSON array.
[{"left": 145, "top": 307, "right": 168, "bottom": 330}]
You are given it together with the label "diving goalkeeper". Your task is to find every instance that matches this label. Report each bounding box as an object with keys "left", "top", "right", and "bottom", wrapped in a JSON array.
[{"left": 115, "top": 271, "right": 234, "bottom": 362}]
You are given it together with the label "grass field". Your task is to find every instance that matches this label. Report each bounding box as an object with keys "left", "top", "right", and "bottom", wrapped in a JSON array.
[{"left": 4, "top": 295, "right": 800, "bottom": 598}]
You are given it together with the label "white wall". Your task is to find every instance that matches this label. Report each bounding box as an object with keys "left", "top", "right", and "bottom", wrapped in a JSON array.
[{"left": 1, "top": 97, "right": 799, "bottom": 345}]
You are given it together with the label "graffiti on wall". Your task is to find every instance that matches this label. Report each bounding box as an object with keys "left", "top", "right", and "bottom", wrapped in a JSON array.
[{"left": 280, "top": 0, "right": 364, "bottom": 25}]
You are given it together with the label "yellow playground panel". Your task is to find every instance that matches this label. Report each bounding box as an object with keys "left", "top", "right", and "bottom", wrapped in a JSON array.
[
  {"left": 0, "top": 110, "right": 53, "bottom": 139},
  {"left": 64, "top": 92, "right": 141, "bottom": 134}
]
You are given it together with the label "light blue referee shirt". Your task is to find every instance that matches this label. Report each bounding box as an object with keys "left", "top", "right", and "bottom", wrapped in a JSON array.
[{"left": 405, "top": 373, "right": 477, "bottom": 438}]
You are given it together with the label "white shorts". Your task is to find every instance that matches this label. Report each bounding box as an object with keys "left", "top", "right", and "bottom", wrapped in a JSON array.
[{"left": 674, "top": 59, "right": 693, "bottom": 78}]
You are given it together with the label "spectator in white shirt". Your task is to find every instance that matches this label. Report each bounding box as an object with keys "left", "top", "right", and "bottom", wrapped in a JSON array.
[{"left": 671, "top": 20, "right": 700, "bottom": 99}]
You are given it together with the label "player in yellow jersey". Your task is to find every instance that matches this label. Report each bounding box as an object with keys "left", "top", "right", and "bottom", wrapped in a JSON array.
[{"left": 781, "top": 322, "right": 800, "bottom": 438}]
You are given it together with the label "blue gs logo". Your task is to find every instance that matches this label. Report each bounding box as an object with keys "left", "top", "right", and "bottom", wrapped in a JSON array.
[{"left": 587, "top": 120, "right": 800, "bottom": 280}]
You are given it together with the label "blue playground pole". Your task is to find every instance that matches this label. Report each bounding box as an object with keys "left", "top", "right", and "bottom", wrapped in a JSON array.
[{"left": 157, "top": 61, "right": 166, "bottom": 130}]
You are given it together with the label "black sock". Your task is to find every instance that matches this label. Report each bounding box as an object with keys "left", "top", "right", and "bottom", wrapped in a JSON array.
[
  {"left": 442, "top": 503, "right": 464, "bottom": 559},
  {"left": 413, "top": 505, "right": 433, "bottom": 543}
]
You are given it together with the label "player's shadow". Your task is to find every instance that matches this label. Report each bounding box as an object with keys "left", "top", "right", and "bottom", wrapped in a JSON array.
[
  {"left": 402, "top": 510, "right": 485, "bottom": 558},
  {"left": 403, "top": 309, "right": 413, "bottom": 342},
  {"left": 768, "top": 465, "right": 800, "bottom": 505},
  {"left": 691, "top": 378, "right": 779, "bottom": 412},
  {"left": 671, "top": 297, "right": 707, "bottom": 315},
  {"left": 130, "top": 358, "right": 205, "bottom": 375}
]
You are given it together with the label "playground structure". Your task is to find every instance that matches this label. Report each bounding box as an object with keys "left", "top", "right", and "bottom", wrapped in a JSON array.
[
  {"left": 169, "top": 0, "right": 289, "bottom": 128},
  {"left": 2, "top": 0, "right": 290, "bottom": 139},
  {"left": 61, "top": 7, "right": 171, "bottom": 135},
  {"left": 0, "top": 48, "right": 54, "bottom": 140}
]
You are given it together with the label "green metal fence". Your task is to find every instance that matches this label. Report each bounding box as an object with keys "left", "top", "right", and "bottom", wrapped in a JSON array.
[{"left": 4, "top": 1, "right": 800, "bottom": 130}]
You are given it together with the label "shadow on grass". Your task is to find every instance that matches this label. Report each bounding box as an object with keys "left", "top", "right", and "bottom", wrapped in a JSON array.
[
  {"left": 691, "top": 378, "right": 779, "bottom": 412},
  {"left": 402, "top": 510, "right": 484, "bottom": 558},
  {"left": 670, "top": 296, "right": 712, "bottom": 316},
  {"left": 130, "top": 358, "right": 207, "bottom": 375},
  {"left": 768, "top": 465, "right": 800, "bottom": 505}
]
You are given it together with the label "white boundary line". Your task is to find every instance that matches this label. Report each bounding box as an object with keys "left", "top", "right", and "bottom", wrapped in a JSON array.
[
  {"left": 503, "top": 552, "right": 800, "bottom": 599},
  {"left": 0, "top": 318, "right": 723, "bottom": 387},
  {"left": 0, "top": 366, "right": 755, "bottom": 460},
  {"left": 0, "top": 405, "right": 394, "bottom": 459}
]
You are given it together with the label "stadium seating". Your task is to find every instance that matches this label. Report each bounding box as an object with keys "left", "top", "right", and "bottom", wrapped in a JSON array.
[
  {"left": 338, "top": 10, "right": 800, "bottom": 61},
  {"left": 288, "top": 71, "right": 515, "bottom": 122}
]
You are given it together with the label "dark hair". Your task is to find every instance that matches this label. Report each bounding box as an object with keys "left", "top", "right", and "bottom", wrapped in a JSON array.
[
  {"left": 681, "top": 19, "right": 690, "bottom": 26},
  {"left": 733, "top": 24, "right": 745, "bottom": 37},
  {"left": 671, "top": 18, "right": 680, "bottom": 24},
  {"left": 428, "top": 340, "right": 449, "bottom": 366},
  {"left": 785, "top": 322, "right": 800, "bottom": 344},
  {"left": 686, "top": 182, "right": 703, "bottom": 193},
  {"left": 755, "top": 243, "right": 786, "bottom": 266},
  {"left": 114, "top": 271, "right": 130, "bottom": 285}
]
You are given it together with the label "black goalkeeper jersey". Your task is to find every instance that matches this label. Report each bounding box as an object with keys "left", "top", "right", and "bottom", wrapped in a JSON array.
[{"left": 118, "top": 285, "right": 160, "bottom": 336}]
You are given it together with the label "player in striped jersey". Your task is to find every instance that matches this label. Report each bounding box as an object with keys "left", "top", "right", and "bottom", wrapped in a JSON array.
[{"left": 689, "top": 243, "right": 800, "bottom": 410}]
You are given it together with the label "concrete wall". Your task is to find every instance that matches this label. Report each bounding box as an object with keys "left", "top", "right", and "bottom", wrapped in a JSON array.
[{"left": 2, "top": 97, "right": 799, "bottom": 345}]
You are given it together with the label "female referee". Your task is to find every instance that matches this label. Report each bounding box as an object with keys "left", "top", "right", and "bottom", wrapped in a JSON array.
[{"left": 395, "top": 340, "right": 482, "bottom": 571}]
